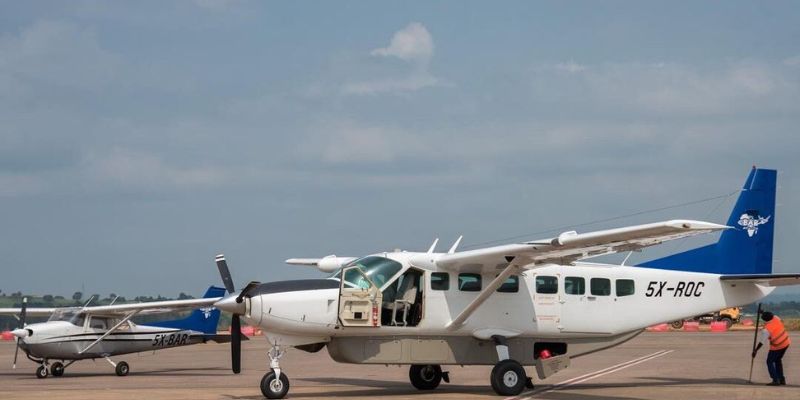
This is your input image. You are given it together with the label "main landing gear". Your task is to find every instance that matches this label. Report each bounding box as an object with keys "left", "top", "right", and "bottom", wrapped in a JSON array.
[
  {"left": 489, "top": 335, "right": 532, "bottom": 396},
  {"left": 260, "top": 345, "right": 289, "bottom": 399},
  {"left": 409, "top": 364, "right": 449, "bottom": 390},
  {"left": 105, "top": 357, "right": 130, "bottom": 376}
]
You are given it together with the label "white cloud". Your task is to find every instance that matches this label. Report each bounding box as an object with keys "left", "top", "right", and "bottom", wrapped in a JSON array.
[
  {"left": 341, "top": 73, "right": 438, "bottom": 96},
  {"left": 0, "top": 20, "right": 120, "bottom": 92},
  {"left": 370, "top": 22, "right": 434, "bottom": 66},
  {"left": 535, "top": 60, "right": 797, "bottom": 116},
  {"left": 554, "top": 61, "right": 587, "bottom": 73},
  {"left": 84, "top": 148, "right": 227, "bottom": 188},
  {"left": 343, "top": 22, "right": 441, "bottom": 95},
  {"left": 783, "top": 55, "right": 800, "bottom": 67}
]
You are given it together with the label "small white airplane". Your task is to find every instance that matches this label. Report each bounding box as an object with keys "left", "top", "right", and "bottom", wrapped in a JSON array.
[
  {"left": 0, "top": 286, "right": 230, "bottom": 378},
  {"left": 212, "top": 167, "right": 800, "bottom": 399}
]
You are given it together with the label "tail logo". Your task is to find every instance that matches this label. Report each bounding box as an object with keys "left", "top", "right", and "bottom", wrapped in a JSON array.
[
  {"left": 737, "top": 212, "right": 771, "bottom": 237},
  {"left": 200, "top": 307, "right": 215, "bottom": 319}
]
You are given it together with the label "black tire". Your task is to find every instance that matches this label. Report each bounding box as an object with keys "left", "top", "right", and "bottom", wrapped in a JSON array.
[
  {"left": 490, "top": 359, "right": 527, "bottom": 396},
  {"left": 670, "top": 320, "right": 685, "bottom": 330},
  {"left": 115, "top": 361, "right": 130, "bottom": 377},
  {"left": 51, "top": 362, "right": 65, "bottom": 377},
  {"left": 719, "top": 317, "right": 733, "bottom": 329},
  {"left": 409, "top": 364, "right": 442, "bottom": 390},
  {"left": 36, "top": 365, "right": 49, "bottom": 379},
  {"left": 260, "top": 370, "right": 290, "bottom": 399}
]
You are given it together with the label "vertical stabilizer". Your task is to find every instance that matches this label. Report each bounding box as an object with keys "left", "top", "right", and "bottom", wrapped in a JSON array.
[{"left": 639, "top": 167, "right": 776, "bottom": 275}]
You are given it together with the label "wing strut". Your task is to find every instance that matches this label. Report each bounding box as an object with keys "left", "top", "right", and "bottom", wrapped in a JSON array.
[
  {"left": 78, "top": 310, "right": 140, "bottom": 355},
  {"left": 446, "top": 259, "right": 521, "bottom": 330}
]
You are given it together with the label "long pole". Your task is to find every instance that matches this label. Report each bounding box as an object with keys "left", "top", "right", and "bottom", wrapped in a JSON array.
[{"left": 748, "top": 303, "right": 762, "bottom": 384}]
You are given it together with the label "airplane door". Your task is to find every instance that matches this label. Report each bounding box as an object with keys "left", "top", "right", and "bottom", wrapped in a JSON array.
[
  {"left": 532, "top": 273, "right": 561, "bottom": 334},
  {"left": 560, "top": 276, "right": 612, "bottom": 333},
  {"left": 338, "top": 266, "right": 383, "bottom": 327}
]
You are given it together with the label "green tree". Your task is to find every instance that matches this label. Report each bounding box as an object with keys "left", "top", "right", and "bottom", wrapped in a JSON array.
[
  {"left": 43, "top": 295, "right": 54, "bottom": 302},
  {"left": 72, "top": 291, "right": 83, "bottom": 301}
]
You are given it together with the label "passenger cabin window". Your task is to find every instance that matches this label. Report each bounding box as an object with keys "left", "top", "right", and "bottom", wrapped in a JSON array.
[
  {"left": 564, "top": 277, "right": 585, "bottom": 295},
  {"left": 590, "top": 278, "right": 611, "bottom": 296},
  {"left": 616, "top": 279, "right": 635, "bottom": 296},
  {"left": 431, "top": 272, "right": 450, "bottom": 290},
  {"left": 90, "top": 317, "right": 108, "bottom": 330},
  {"left": 535, "top": 276, "right": 558, "bottom": 294},
  {"left": 458, "top": 273, "right": 482, "bottom": 292},
  {"left": 497, "top": 275, "right": 519, "bottom": 293}
]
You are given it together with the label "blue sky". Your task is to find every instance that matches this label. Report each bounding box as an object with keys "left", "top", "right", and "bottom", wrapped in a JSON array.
[{"left": 1, "top": 1, "right": 799, "bottom": 297}]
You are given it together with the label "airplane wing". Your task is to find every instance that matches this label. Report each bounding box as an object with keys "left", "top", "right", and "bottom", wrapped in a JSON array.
[
  {"left": 436, "top": 220, "right": 728, "bottom": 273},
  {"left": 0, "top": 308, "right": 56, "bottom": 317},
  {"left": 79, "top": 298, "right": 222, "bottom": 316},
  {"left": 720, "top": 274, "right": 800, "bottom": 287}
]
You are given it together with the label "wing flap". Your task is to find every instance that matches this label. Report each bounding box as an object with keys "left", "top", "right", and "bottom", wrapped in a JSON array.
[{"left": 720, "top": 274, "right": 800, "bottom": 287}]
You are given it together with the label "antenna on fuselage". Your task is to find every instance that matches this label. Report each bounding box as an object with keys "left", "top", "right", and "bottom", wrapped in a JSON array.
[
  {"left": 427, "top": 238, "right": 439, "bottom": 254},
  {"left": 448, "top": 235, "right": 463, "bottom": 254}
]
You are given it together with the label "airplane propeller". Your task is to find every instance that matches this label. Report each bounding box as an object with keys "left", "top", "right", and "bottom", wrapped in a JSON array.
[
  {"left": 215, "top": 254, "right": 260, "bottom": 374},
  {"left": 12, "top": 297, "right": 27, "bottom": 369}
]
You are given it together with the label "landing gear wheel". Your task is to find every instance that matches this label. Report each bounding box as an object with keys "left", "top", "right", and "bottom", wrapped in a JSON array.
[
  {"left": 670, "top": 320, "right": 685, "bottom": 329},
  {"left": 260, "top": 370, "right": 290, "bottom": 399},
  {"left": 51, "top": 362, "right": 65, "bottom": 377},
  {"left": 490, "top": 359, "right": 527, "bottom": 396},
  {"left": 409, "top": 364, "right": 443, "bottom": 390},
  {"left": 720, "top": 317, "right": 733, "bottom": 329},
  {"left": 115, "top": 361, "right": 130, "bottom": 376},
  {"left": 36, "top": 365, "right": 49, "bottom": 379}
]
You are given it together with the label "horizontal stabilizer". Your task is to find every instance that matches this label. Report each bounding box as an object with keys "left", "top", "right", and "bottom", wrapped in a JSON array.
[{"left": 720, "top": 273, "right": 800, "bottom": 287}]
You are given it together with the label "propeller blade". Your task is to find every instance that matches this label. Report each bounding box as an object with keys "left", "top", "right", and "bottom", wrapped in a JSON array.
[
  {"left": 18, "top": 297, "right": 28, "bottom": 328},
  {"left": 13, "top": 297, "right": 27, "bottom": 369},
  {"left": 216, "top": 254, "right": 236, "bottom": 294},
  {"left": 231, "top": 315, "right": 241, "bottom": 374}
]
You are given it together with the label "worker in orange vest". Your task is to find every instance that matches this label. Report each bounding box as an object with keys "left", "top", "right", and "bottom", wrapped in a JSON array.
[{"left": 752, "top": 311, "right": 790, "bottom": 385}]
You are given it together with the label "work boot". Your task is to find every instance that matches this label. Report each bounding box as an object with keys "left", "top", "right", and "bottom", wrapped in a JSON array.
[
  {"left": 766, "top": 381, "right": 780, "bottom": 386},
  {"left": 779, "top": 378, "right": 786, "bottom": 385}
]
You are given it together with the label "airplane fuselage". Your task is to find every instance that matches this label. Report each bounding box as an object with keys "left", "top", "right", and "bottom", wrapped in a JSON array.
[
  {"left": 20, "top": 321, "right": 209, "bottom": 360},
  {"left": 234, "top": 253, "right": 771, "bottom": 365}
]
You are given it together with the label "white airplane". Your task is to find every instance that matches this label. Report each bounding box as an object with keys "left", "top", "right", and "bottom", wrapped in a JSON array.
[
  {"left": 0, "top": 286, "right": 230, "bottom": 378},
  {"left": 207, "top": 167, "right": 799, "bottom": 398}
]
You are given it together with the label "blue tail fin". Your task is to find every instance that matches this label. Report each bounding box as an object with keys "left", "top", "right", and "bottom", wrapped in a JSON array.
[
  {"left": 638, "top": 167, "right": 776, "bottom": 275},
  {"left": 153, "top": 286, "right": 225, "bottom": 334}
]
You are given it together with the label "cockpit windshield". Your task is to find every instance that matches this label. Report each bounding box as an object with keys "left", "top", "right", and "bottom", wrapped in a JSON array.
[
  {"left": 47, "top": 309, "right": 86, "bottom": 327},
  {"left": 330, "top": 256, "right": 403, "bottom": 289}
]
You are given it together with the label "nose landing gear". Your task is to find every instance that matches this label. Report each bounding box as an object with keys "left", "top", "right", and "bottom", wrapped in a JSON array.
[{"left": 260, "top": 345, "right": 289, "bottom": 399}]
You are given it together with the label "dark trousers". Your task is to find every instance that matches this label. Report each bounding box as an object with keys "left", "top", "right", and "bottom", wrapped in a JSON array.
[{"left": 766, "top": 346, "right": 788, "bottom": 382}]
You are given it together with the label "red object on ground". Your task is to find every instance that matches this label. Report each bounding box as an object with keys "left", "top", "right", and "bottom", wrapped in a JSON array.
[
  {"left": 647, "top": 323, "right": 670, "bottom": 332},
  {"left": 539, "top": 349, "right": 552, "bottom": 359},
  {"left": 240, "top": 326, "right": 256, "bottom": 337},
  {"left": 710, "top": 321, "right": 728, "bottom": 332},
  {"left": 683, "top": 321, "right": 700, "bottom": 331},
  {"left": 1, "top": 331, "right": 14, "bottom": 341},
  {"left": 741, "top": 318, "right": 754, "bottom": 326}
]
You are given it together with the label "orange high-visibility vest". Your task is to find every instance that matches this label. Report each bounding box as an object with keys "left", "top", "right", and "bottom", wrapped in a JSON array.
[{"left": 765, "top": 317, "right": 791, "bottom": 351}]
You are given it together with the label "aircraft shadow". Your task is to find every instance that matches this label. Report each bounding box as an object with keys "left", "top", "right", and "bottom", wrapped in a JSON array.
[
  {"left": 0, "top": 366, "right": 227, "bottom": 379},
  {"left": 524, "top": 376, "right": 797, "bottom": 399}
]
